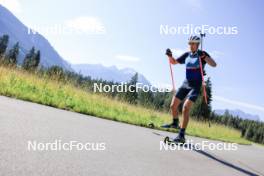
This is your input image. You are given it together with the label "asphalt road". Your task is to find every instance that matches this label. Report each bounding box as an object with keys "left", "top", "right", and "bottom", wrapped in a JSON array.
[{"left": 0, "top": 96, "right": 264, "bottom": 176}]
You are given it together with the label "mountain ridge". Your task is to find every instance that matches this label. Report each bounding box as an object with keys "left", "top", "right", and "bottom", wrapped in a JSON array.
[
  {"left": 0, "top": 5, "right": 72, "bottom": 70},
  {"left": 72, "top": 63, "right": 151, "bottom": 85},
  {"left": 214, "top": 109, "right": 260, "bottom": 121}
]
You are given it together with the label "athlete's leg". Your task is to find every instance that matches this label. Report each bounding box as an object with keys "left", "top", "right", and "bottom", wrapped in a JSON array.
[
  {"left": 180, "top": 82, "right": 200, "bottom": 128},
  {"left": 181, "top": 99, "right": 194, "bottom": 129},
  {"left": 162, "top": 81, "right": 189, "bottom": 128},
  {"left": 173, "top": 99, "right": 194, "bottom": 143},
  {"left": 173, "top": 82, "right": 200, "bottom": 143},
  {"left": 170, "top": 96, "right": 181, "bottom": 121},
  {"left": 171, "top": 81, "right": 189, "bottom": 123},
  {"left": 161, "top": 96, "right": 182, "bottom": 128}
]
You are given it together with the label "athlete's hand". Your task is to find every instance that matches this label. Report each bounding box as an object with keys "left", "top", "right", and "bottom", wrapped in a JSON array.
[
  {"left": 165, "top": 48, "right": 172, "bottom": 57},
  {"left": 166, "top": 48, "right": 178, "bottom": 64},
  {"left": 201, "top": 51, "right": 207, "bottom": 60},
  {"left": 200, "top": 51, "right": 217, "bottom": 67}
]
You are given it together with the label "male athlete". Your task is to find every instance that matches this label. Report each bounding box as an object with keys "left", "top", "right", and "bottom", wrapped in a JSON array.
[{"left": 163, "top": 35, "right": 217, "bottom": 143}]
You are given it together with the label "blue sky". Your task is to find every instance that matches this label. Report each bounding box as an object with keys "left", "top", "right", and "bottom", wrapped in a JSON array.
[{"left": 1, "top": 0, "right": 264, "bottom": 120}]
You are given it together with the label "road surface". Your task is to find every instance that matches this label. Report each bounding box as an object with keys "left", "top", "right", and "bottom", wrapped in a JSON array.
[{"left": 0, "top": 96, "right": 263, "bottom": 176}]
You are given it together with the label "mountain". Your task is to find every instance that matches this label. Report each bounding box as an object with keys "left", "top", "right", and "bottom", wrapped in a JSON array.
[
  {"left": 214, "top": 109, "right": 260, "bottom": 121},
  {"left": 72, "top": 64, "right": 151, "bottom": 85},
  {"left": 0, "top": 5, "right": 71, "bottom": 70}
]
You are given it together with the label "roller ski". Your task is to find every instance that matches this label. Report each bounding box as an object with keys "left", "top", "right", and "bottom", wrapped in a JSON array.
[
  {"left": 161, "top": 118, "right": 180, "bottom": 129},
  {"left": 161, "top": 123, "right": 180, "bottom": 129},
  {"left": 148, "top": 123, "right": 155, "bottom": 128},
  {"left": 164, "top": 127, "right": 186, "bottom": 145},
  {"left": 164, "top": 135, "right": 186, "bottom": 145}
]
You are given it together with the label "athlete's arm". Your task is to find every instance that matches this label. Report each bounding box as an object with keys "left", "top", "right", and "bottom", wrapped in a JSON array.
[
  {"left": 168, "top": 56, "right": 179, "bottom": 65},
  {"left": 201, "top": 51, "right": 217, "bottom": 67},
  {"left": 204, "top": 56, "right": 217, "bottom": 67},
  {"left": 165, "top": 49, "right": 188, "bottom": 65}
]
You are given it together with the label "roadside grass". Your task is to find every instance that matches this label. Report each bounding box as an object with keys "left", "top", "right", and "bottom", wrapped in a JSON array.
[{"left": 0, "top": 66, "right": 250, "bottom": 144}]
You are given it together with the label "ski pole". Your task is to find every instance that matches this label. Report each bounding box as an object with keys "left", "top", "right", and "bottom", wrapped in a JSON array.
[
  {"left": 199, "top": 32, "right": 211, "bottom": 127},
  {"left": 199, "top": 32, "right": 208, "bottom": 105},
  {"left": 169, "top": 60, "right": 176, "bottom": 92}
]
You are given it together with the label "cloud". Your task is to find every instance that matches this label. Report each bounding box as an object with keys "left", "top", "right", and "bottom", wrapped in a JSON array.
[
  {"left": 115, "top": 55, "right": 140, "bottom": 62},
  {"left": 0, "top": 0, "right": 21, "bottom": 14},
  {"left": 214, "top": 96, "right": 264, "bottom": 112},
  {"left": 65, "top": 16, "right": 106, "bottom": 35}
]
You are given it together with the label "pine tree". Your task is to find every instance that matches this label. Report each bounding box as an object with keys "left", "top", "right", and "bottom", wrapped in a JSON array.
[
  {"left": 4, "top": 42, "right": 19, "bottom": 65},
  {"left": 245, "top": 124, "right": 254, "bottom": 139},
  {"left": 22, "top": 47, "right": 35, "bottom": 69},
  {"left": 163, "top": 92, "right": 173, "bottom": 111},
  {"left": 33, "top": 50, "right": 41, "bottom": 68},
  {"left": 138, "top": 89, "right": 154, "bottom": 107},
  {"left": 124, "top": 73, "right": 138, "bottom": 104},
  {"left": 22, "top": 47, "right": 40, "bottom": 70},
  {"left": 0, "top": 34, "right": 9, "bottom": 58}
]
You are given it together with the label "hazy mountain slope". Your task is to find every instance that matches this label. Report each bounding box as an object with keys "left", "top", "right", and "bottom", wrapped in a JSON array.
[
  {"left": 214, "top": 109, "right": 260, "bottom": 121},
  {"left": 72, "top": 64, "right": 151, "bottom": 85},
  {"left": 0, "top": 5, "right": 71, "bottom": 70}
]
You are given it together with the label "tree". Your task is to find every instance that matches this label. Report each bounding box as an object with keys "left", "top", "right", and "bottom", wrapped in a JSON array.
[
  {"left": 138, "top": 89, "right": 154, "bottom": 107},
  {"left": 22, "top": 47, "right": 35, "bottom": 69},
  {"left": 0, "top": 34, "right": 9, "bottom": 57},
  {"left": 22, "top": 47, "right": 40, "bottom": 70},
  {"left": 245, "top": 124, "right": 254, "bottom": 140},
  {"left": 4, "top": 42, "right": 19, "bottom": 65},
  {"left": 33, "top": 50, "right": 41, "bottom": 68},
  {"left": 123, "top": 73, "right": 138, "bottom": 104},
  {"left": 161, "top": 91, "right": 172, "bottom": 111}
]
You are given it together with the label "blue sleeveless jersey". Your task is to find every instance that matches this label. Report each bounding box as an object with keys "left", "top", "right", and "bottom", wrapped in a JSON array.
[{"left": 176, "top": 50, "right": 209, "bottom": 82}]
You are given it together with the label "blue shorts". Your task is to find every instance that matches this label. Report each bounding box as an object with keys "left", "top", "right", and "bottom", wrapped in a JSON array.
[{"left": 175, "top": 80, "right": 202, "bottom": 102}]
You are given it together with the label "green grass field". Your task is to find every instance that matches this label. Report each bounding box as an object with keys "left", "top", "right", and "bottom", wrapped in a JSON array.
[{"left": 0, "top": 66, "right": 250, "bottom": 144}]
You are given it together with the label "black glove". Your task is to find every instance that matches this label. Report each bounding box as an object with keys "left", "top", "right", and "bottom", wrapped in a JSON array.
[
  {"left": 165, "top": 48, "right": 172, "bottom": 57},
  {"left": 200, "top": 51, "right": 209, "bottom": 61}
]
